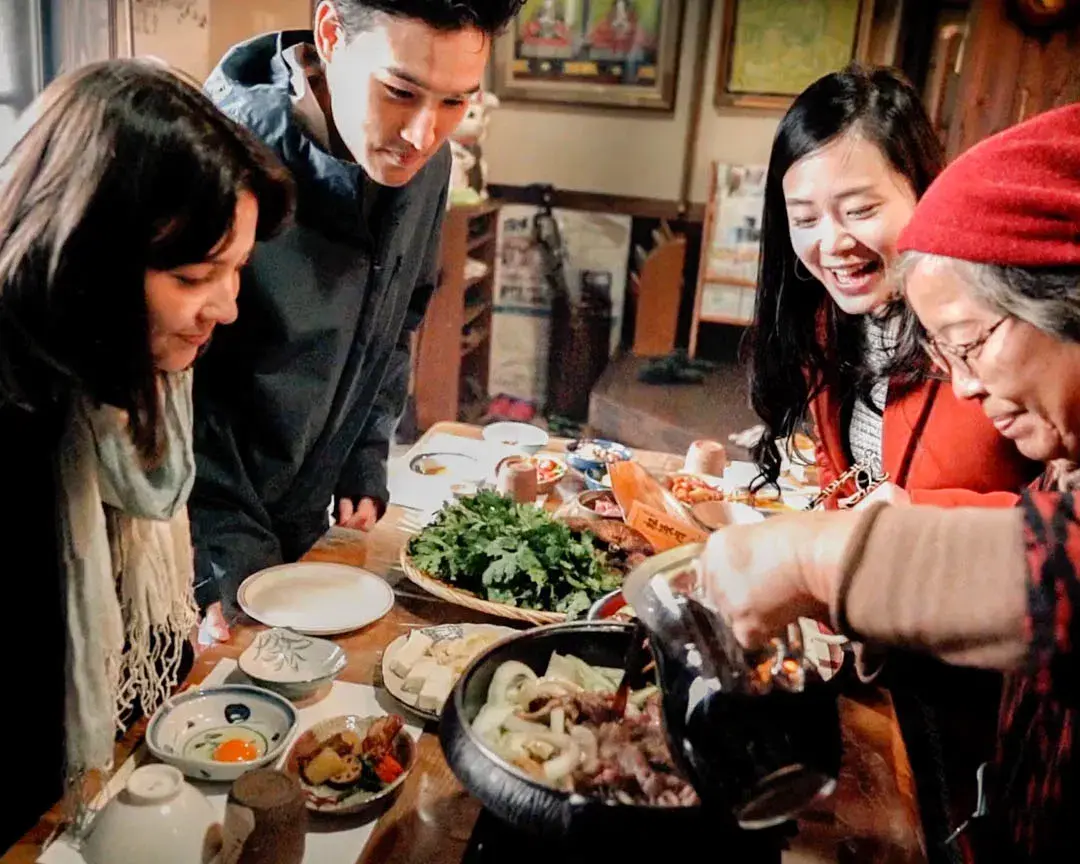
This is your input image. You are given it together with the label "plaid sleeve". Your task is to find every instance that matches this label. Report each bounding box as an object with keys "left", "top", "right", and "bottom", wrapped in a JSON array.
[{"left": 1020, "top": 490, "right": 1080, "bottom": 701}]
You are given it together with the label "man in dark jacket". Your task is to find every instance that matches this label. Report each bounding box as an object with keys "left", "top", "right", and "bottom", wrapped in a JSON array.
[{"left": 192, "top": 0, "right": 523, "bottom": 624}]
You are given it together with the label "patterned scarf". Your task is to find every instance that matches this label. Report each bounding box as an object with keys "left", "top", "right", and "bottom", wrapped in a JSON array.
[
  {"left": 57, "top": 372, "right": 198, "bottom": 813},
  {"left": 994, "top": 461, "right": 1080, "bottom": 860}
]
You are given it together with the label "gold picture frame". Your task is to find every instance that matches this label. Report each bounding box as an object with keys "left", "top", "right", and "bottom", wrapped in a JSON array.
[
  {"left": 492, "top": 0, "right": 686, "bottom": 111},
  {"left": 715, "top": 0, "right": 875, "bottom": 112}
]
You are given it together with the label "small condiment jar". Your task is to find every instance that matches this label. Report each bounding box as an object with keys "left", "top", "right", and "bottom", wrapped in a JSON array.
[
  {"left": 684, "top": 439, "right": 727, "bottom": 477},
  {"left": 496, "top": 457, "right": 539, "bottom": 503},
  {"left": 207, "top": 769, "right": 306, "bottom": 864}
]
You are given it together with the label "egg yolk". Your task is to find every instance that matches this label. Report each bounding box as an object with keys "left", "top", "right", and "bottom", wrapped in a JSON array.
[{"left": 212, "top": 738, "right": 258, "bottom": 763}]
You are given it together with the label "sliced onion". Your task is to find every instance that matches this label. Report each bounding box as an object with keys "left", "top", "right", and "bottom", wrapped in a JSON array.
[
  {"left": 569, "top": 725, "right": 598, "bottom": 773},
  {"left": 629, "top": 685, "right": 659, "bottom": 708},
  {"left": 487, "top": 661, "right": 538, "bottom": 705},
  {"left": 472, "top": 703, "right": 516, "bottom": 741},
  {"left": 537, "top": 676, "right": 583, "bottom": 693},
  {"left": 497, "top": 732, "right": 529, "bottom": 761},
  {"left": 550, "top": 706, "right": 566, "bottom": 736},
  {"left": 542, "top": 739, "right": 581, "bottom": 783},
  {"left": 517, "top": 678, "right": 581, "bottom": 707},
  {"left": 503, "top": 713, "right": 562, "bottom": 738}
]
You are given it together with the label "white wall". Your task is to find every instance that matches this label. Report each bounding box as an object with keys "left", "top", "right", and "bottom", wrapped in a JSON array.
[
  {"left": 485, "top": 0, "right": 904, "bottom": 204},
  {"left": 484, "top": 1, "right": 780, "bottom": 204},
  {"left": 128, "top": 0, "right": 310, "bottom": 83}
]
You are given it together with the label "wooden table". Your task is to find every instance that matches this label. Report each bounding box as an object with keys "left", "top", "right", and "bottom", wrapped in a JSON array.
[{"left": 7, "top": 422, "right": 925, "bottom": 864}]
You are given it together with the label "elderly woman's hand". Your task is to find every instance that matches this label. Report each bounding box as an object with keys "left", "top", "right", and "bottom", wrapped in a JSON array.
[{"left": 699, "top": 511, "right": 863, "bottom": 650}]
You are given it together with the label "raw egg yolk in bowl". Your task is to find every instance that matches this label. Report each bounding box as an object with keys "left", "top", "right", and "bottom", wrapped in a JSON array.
[{"left": 213, "top": 737, "right": 260, "bottom": 762}]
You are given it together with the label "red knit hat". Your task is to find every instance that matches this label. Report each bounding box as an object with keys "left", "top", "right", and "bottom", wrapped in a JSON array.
[{"left": 897, "top": 102, "right": 1080, "bottom": 266}]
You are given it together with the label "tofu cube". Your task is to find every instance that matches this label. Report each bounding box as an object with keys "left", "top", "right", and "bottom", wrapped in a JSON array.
[
  {"left": 417, "top": 665, "right": 454, "bottom": 712},
  {"left": 402, "top": 660, "right": 439, "bottom": 694},
  {"left": 390, "top": 630, "right": 434, "bottom": 678}
]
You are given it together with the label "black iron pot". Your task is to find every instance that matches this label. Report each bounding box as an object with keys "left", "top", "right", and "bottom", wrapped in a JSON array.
[{"left": 439, "top": 621, "right": 719, "bottom": 845}]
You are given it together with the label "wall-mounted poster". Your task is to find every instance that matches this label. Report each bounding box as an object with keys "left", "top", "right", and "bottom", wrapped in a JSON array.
[
  {"left": 489, "top": 206, "right": 631, "bottom": 402},
  {"left": 492, "top": 0, "right": 685, "bottom": 110},
  {"left": 688, "top": 162, "right": 766, "bottom": 351},
  {"left": 705, "top": 163, "right": 767, "bottom": 287},
  {"left": 715, "top": 0, "right": 873, "bottom": 111}
]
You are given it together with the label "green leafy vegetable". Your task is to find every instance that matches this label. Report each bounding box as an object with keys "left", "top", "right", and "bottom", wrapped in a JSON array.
[{"left": 407, "top": 490, "right": 621, "bottom": 618}]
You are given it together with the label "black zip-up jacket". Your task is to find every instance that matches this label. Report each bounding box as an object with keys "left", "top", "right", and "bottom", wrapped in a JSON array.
[{"left": 192, "top": 31, "right": 448, "bottom": 611}]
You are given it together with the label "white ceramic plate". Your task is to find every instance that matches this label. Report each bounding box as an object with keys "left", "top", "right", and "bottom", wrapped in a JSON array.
[
  {"left": 381, "top": 623, "right": 517, "bottom": 721},
  {"left": 481, "top": 422, "right": 549, "bottom": 454},
  {"left": 408, "top": 451, "right": 483, "bottom": 481},
  {"left": 238, "top": 562, "right": 395, "bottom": 635}
]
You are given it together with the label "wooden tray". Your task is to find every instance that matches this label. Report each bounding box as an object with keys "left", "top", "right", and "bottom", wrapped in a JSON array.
[{"left": 399, "top": 549, "right": 566, "bottom": 626}]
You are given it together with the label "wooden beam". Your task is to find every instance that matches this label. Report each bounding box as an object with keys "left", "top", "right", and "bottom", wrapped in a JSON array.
[{"left": 487, "top": 184, "right": 705, "bottom": 223}]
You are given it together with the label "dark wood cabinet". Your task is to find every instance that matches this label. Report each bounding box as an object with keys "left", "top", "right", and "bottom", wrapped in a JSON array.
[
  {"left": 946, "top": 0, "right": 1080, "bottom": 157},
  {"left": 412, "top": 202, "right": 501, "bottom": 432}
]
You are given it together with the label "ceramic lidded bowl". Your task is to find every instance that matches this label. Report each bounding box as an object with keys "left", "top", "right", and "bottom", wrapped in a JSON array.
[
  {"left": 147, "top": 684, "right": 298, "bottom": 782},
  {"left": 482, "top": 421, "right": 550, "bottom": 455},
  {"left": 81, "top": 764, "right": 216, "bottom": 864},
  {"left": 239, "top": 627, "right": 348, "bottom": 700}
]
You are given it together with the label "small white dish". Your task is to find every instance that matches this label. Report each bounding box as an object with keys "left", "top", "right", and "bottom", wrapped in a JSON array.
[
  {"left": 82, "top": 765, "right": 216, "bottom": 864},
  {"left": 482, "top": 422, "right": 549, "bottom": 455},
  {"left": 690, "top": 500, "right": 766, "bottom": 531},
  {"left": 721, "top": 460, "right": 761, "bottom": 489},
  {"left": 146, "top": 684, "right": 298, "bottom": 783},
  {"left": 408, "top": 451, "right": 483, "bottom": 481},
  {"left": 238, "top": 627, "right": 348, "bottom": 701},
  {"left": 238, "top": 561, "right": 394, "bottom": 635}
]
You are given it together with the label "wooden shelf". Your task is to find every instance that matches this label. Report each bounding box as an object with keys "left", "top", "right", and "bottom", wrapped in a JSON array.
[
  {"left": 461, "top": 328, "right": 489, "bottom": 357},
  {"left": 464, "top": 268, "right": 492, "bottom": 290},
  {"left": 455, "top": 199, "right": 502, "bottom": 219},
  {"left": 703, "top": 273, "right": 756, "bottom": 289},
  {"left": 414, "top": 201, "right": 501, "bottom": 431},
  {"left": 699, "top": 313, "right": 752, "bottom": 326},
  {"left": 467, "top": 230, "right": 496, "bottom": 252},
  {"left": 462, "top": 302, "right": 489, "bottom": 328}
]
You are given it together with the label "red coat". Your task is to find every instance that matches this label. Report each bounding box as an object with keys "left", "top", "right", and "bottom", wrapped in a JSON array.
[{"left": 810, "top": 377, "right": 1039, "bottom": 507}]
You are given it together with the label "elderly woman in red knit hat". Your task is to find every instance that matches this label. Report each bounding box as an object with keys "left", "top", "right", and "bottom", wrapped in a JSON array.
[{"left": 696, "top": 101, "right": 1080, "bottom": 863}]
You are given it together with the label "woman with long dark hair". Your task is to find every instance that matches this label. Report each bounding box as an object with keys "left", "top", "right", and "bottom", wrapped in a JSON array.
[
  {"left": 746, "top": 65, "right": 1035, "bottom": 506},
  {"left": 0, "top": 60, "right": 292, "bottom": 849},
  {"left": 742, "top": 65, "right": 1039, "bottom": 863}
]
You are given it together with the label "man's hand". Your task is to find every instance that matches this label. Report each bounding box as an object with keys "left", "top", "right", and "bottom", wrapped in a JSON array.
[
  {"left": 337, "top": 497, "right": 379, "bottom": 531},
  {"left": 194, "top": 601, "right": 231, "bottom": 654}
]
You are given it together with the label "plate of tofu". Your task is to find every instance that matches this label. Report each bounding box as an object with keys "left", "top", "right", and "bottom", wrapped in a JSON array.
[{"left": 381, "top": 623, "right": 518, "bottom": 721}]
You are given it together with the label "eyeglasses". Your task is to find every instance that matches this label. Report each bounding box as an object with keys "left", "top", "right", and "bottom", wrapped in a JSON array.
[{"left": 920, "top": 317, "right": 1008, "bottom": 378}]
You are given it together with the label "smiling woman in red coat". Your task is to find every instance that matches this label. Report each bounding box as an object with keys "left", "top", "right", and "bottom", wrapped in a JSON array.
[
  {"left": 740, "top": 65, "right": 1040, "bottom": 862},
  {"left": 745, "top": 65, "right": 1039, "bottom": 509}
]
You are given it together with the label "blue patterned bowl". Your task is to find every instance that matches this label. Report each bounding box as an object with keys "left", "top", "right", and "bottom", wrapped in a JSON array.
[{"left": 146, "top": 684, "right": 298, "bottom": 782}]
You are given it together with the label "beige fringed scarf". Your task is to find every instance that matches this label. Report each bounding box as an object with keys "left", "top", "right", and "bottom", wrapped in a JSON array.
[{"left": 57, "top": 371, "right": 199, "bottom": 795}]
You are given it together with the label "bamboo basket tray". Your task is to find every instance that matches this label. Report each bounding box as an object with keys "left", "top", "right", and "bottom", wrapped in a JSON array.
[{"left": 399, "top": 548, "right": 566, "bottom": 626}]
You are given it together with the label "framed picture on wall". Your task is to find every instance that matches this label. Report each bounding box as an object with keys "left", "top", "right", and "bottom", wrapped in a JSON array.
[
  {"left": 715, "top": 0, "right": 874, "bottom": 111},
  {"left": 491, "top": 0, "right": 686, "bottom": 111}
]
